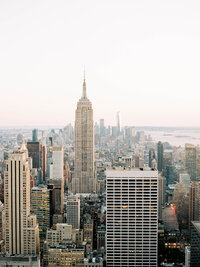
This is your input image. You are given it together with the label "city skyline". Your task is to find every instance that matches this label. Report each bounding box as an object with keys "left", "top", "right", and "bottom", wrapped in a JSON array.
[
  {"left": 1, "top": 1, "right": 200, "bottom": 127},
  {"left": 1, "top": 1, "right": 200, "bottom": 265}
]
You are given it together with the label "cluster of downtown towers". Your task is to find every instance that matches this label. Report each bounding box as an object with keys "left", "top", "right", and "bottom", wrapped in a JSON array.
[{"left": 3, "top": 77, "right": 159, "bottom": 266}]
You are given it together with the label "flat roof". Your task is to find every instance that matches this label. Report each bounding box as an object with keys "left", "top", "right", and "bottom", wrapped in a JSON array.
[{"left": 106, "top": 169, "right": 158, "bottom": 178}]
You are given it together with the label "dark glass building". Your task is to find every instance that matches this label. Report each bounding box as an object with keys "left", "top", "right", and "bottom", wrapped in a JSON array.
[
  {"left": 157, "top": 141, "right": 164, "bottom": 172},
  {"left": 27, "top": 141, "right": 41, "bottom": 169},
  {"left": 191, "top": 221, "right": 200, "bottom": 266}
]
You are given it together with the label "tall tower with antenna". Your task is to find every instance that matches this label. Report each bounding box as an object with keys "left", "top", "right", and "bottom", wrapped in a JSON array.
[{"left": 73, "top": 73, "right": 95, "bottom": 193}]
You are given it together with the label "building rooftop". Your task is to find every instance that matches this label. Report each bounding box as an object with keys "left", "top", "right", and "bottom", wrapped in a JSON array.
[
  {"left": 106, "top": 168, "right": 158, "bottom": 178},
  {"left": 191, "top": 221, "right": 200, "bottom": 233}
]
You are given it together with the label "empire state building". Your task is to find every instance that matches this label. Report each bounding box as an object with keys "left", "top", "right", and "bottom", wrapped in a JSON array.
[{"left": 72, "top": 75, "right": 95, "bottom": 193}]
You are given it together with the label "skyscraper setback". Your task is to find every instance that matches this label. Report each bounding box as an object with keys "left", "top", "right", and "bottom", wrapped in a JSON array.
[{"left": 72, "top": 76, "right": 95, "bottom": 193}]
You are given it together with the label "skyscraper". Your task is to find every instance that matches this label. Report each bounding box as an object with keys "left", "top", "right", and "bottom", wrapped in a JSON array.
[
  {"left": 99, "top": 119, "right": 105, "bottom": 137},
  {"left": 158, "top": 174, "right": 166, "bottom": 220},
  {"left": 4, "top": 147, "right": 40, "bottom": 255},
  {"left": 31, "top": 186, "right": 51, "bottom": 239},
  {"left": 189, "top": 182, "right": 200, "bottom": 233},
  {"left": 49, "top": 146, "right": 64, "bottom": 179},
  {"left": 27, "top": 141, "right": 41, "bottom": 169},
  {"left": 32, "top": 129, "right": 38, "bottom": 142},
  {"left": 149, "top": 148, "right": 156, "bottom": 168},
  {"left": 116, "top": 111, "right": 121, "bottom": 136},
  {"left": 185, "top": 144, "right": 197, "bottom": 182},
  {"left": 106, "top": 169, "right": 158, "bottom": 266},
  {"left": 47, "top": 178, "right": 64, "bottom": 224},
  {"left": 42, "top": 131, "right": 47, "bottom": 181},
  {"left": 157, "top": 141, "right": 164, "bottom": 172},
  {"left": 73, "top": 75, "right": 95, "bottom": 193}
]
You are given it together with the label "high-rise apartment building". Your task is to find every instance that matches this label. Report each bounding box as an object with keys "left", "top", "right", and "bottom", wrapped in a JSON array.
[
  {"left": 106, "top": 169, "right": 158, "bottom": 267},
  {"left": 157, "top": 141, "right": 164, "bottom": 172},
  {"left": 73, "top": 76, "right": 95, "bottom": 193},
  {"left": 185, "top": 144, "right": 197, "bottom": 182},
  {"left": 67, "top": 195, "right": 80, "bottom": 229},
  {"left": 4, "top": 148, "right": 40, "bottom": 255}
]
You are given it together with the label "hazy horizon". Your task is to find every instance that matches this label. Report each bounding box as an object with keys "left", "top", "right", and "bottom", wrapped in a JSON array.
[{"left": 1, "top": 0, "right": 200, "bottom": 127}]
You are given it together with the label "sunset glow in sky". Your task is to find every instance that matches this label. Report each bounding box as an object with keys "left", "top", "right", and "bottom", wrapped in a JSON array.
[{"left": 0, "top": 0, "right": 200, "bottom": 127}]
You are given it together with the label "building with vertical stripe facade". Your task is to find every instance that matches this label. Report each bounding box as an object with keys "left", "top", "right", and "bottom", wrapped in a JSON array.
[
  {"left": 4, "top": 147, "right": 40, "bottom": 255},
  {"left": 106, "top": 169, "right": 158, "bottom": 267},
  {"left": 72, "top": 76, "right": 95, "bottom": 194}
]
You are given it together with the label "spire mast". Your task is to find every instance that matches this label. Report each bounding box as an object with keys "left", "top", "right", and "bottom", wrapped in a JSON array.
[{"left": 82, "top": 68, "right": 87, "bottom": 98}]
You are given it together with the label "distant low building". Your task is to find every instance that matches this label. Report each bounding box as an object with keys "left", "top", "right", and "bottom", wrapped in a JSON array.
[{"left": 0, "top": 254, "right": 40, "bottom": 267}]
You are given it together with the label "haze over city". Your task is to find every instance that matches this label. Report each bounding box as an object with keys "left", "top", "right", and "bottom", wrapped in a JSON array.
[
  {"left": 2, "top": 1, "right": 200, "bottom": 266},
  {"left": 1, "top": 0, "right": 200, "bottom": 127}
]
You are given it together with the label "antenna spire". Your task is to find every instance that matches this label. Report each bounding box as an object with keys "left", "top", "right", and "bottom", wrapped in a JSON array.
[{"left": 82, "top": 68, "right": 87, "bottom": 98}]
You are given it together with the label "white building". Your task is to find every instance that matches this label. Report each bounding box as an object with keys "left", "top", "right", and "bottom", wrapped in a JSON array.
[
  {"left": 67, "top": 195, "right": 80, "bottom": 229},
  {"left": 106, "top": 169, "right": 158, "bottom": 267},
  {"left": 51, "top": 146, "right": 64, "bottom": 179}
]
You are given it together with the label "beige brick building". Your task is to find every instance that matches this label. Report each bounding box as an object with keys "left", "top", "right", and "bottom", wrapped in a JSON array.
[{"left": 4, "top": 145, "right": 40, "bottom": 255}]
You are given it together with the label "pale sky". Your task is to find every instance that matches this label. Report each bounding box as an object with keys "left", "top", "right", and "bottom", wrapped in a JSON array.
[{"left": 0, "top": 0, "right": 200, "bottom": 127}]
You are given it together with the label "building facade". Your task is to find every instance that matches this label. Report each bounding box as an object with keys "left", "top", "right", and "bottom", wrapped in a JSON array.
[
  {"left": 4, "top": 149, "right": 40, "bottom": 255},
  {"left": 27, "top": 142, "right": 41, "bottom": 169},
  {"left": 67, "top": 195, "right": 80, "bottom": 229},
  {"left": 158, "top": 175, "right": 166, "bottom": 220},
  {"left": 45, "top": 244, "right": 84, "bottom": 267},
  {"left": 157, "top": 141, "right": 164, "bottom": 172},
  {"left": 106, "top": 169, "right": 158, "bottom": 267},
  {"left": 73, "top": 76, "right": 95, "bottom": 193},
  {"left": 47, "top": 178, "right": 64, "bottom": 224},
  {"left": 51, "top": 146, "right": 64, "bottom": 179},
  {"left": 185, "top": 144, "right": 197, "bottom": 182},
  {"left": 31, "top": 187, "right": 51, "bottom": 239},
  {"left": 190, "top": 221, "right": 200, "bottom": 266},
  {"left": 189, "top": 182, "right": 200, "bottom": 233}
]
